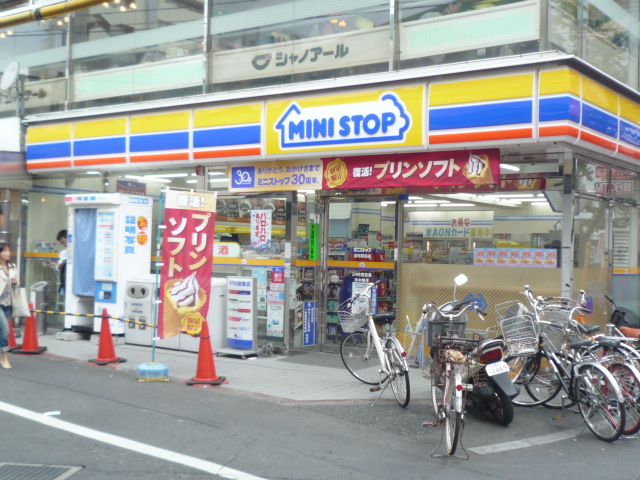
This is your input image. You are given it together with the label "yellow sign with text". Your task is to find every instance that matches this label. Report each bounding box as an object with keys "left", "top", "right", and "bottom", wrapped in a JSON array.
[{"left": 265, "top": 86, "right": 425, "bottom": 155}]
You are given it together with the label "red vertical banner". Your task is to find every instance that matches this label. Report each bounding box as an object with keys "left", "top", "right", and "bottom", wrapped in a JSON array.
[{"left": 158, "top": 189, "right": 217, "bottom": 339}]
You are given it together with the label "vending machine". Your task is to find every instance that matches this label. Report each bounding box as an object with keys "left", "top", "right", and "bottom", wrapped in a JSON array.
[{"left": 63, "top": 193, "right": 153, "bottom": 335}]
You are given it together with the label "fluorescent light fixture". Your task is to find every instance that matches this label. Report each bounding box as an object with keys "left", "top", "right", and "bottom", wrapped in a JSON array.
[
  {"left": 297, "top": 190, "right": 315, "bottom": 194},
  {"left": 125, "top": 175, "right": 171, "bottom": 183},
  {"left": 531, "top": 202, "right": 549, "bottom": 206},
  {"left": 86, "top": 171, "right": 101, "bottom": 175},
  {"left": 500, "top": 163, "right": 520, "bottom": 171},
  {"left": 404, "top": 203, "right": 438, "bottom": 207},
  {"left": 408, "top": 196, "right": 423, "bottom": 200},
  {"left": 209, "top": 178, "right": 229, "bottom": 183},
  {"left": 484, "top": 193, "right": 534, "bottom": 198},
  {"left": 209, "top": 171, "right": 225, "bottom": 176},
  {"left": 439, "top": 203, "right": 475, "bottom": 207},
  {"left": 185, "top": 179, "right": 198, "bottom": 184},
  {"left": 144, "top": 173, "right": 188, "bottom": 178},
  {"left": 414, "top": 200, "right": 448, "bottom": 204}
]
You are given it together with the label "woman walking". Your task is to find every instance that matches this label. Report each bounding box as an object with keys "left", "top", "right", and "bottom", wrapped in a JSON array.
[{"left": 0, "top": 242, "right": 17, "bottom": 369}]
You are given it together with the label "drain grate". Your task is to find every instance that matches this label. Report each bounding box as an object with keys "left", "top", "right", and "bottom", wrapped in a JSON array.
[{"left": 0, "top": 463, "right": 82, "bottom": 480}]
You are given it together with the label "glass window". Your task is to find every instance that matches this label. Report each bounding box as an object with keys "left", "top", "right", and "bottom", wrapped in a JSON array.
[
  {"left": 585, "top": 0, "right": 637, "bottom": 86},
  {"left": 0, "top": 20, "right": 67, "bottom": 117},
  {"left": 398, "top": 0, "right": 539, "bottom": 70},
  {"left": 70, "top": 0, "right": 205, "bottom": 108},
  {"left": 209, "top": 0, "right": 389, "bottom": 91}
]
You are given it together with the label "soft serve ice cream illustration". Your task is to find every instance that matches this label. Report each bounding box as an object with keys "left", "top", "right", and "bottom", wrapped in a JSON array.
[
  {"left": 463, "top": 153, "right": 494, "bottom": 186},
  {"left": 163, "top": 272, "right": 207, "bottom": 337}
]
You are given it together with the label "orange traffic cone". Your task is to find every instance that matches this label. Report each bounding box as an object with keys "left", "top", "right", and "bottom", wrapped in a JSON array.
[
  {"left": 186, "top": 320, "right": 225, "bottom": 386},
  {"left": 88, "top": 309, "right": 126, "bottom": 365},
  {"left": 13, "top": 303, "right": 47, "bottom": 355},
  {"left": 7, "top": 317, "right": 19, "bottom": 352}
]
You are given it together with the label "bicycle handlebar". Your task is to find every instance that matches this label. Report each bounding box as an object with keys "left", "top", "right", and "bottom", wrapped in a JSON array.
[{"left": 426, "top": 300, "right": 485, "bottom": 320}]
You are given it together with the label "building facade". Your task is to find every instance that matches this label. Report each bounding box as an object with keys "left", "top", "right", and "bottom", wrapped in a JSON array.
[{"left": 0, "top": 0, "right": 639, "bottom": 353}]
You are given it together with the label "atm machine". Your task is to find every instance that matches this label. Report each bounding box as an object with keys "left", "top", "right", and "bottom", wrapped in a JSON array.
[{"left": 64, "top": 193, "right": 153, "bottom": 335}]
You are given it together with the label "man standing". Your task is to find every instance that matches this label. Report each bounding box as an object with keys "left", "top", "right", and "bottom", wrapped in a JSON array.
[{"left": 56, "top": 230, "right": 67, "bottom": 296}]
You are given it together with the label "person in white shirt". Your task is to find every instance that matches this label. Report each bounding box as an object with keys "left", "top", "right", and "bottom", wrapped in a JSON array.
[{"left": 56, "top": 230, "right": 67, "bottom": 295}]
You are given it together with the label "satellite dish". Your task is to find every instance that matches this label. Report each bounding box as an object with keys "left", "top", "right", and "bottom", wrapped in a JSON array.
[{"left": 1, "top": 61, "right": 19, "bottom": 91}]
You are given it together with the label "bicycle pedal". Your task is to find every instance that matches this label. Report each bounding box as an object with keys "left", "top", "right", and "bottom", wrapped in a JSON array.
[
  {"left": 370, "top": 387, "right": 381, "bottom": 392},
  {"left": 422, "top": 421, "right": 437, "bottom": 428}
]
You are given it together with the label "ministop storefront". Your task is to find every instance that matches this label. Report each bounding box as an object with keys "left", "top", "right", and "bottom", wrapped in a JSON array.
[{"left": 22, "top": 58, "right": 640, "bottom": 353}]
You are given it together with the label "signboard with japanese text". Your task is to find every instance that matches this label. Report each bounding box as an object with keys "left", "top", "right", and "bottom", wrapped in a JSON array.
[
  {"left": 116, "top": 180, "right": 147, "bottom": 195},
  {"left": 303, "top": 301, "right": 317, "bottom": 346},
  {"left": 228, "top": 159, "right": 323, "bottom": 193},
  {"left": 308, "top": 223, "right": 320, "bottom": 261},
  {"left": 211, "top": 28, "right": 388, "bottom": 85},
  {"left": 474, "top": 248, "right": 557, "bottom": 267},
  {"left": 323, "top": 149, "right": 500, "bottom": 190},
  {"left": 226, "top": 276, "right": 257, "bottom": 350},
  {"left": 265, "top": 86, "right": 424, "bottom": 155},
  {"left": 251, "top": 209, "right": 273, "bottom": 249},
  {"left": 158, "top": 189, "right": 217, "bottom": 339},
  {"left": 267, "top": 267, "right": 285, "bottom": 337}
]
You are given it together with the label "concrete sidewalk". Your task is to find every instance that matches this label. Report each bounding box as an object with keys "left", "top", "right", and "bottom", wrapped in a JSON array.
[{"left": 33, "top": 334, "right": 430, "bottom": 405}]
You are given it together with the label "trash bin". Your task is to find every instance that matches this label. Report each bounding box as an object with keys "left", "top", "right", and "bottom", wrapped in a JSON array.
[{"left": 30, "top": 281, "right": 48, "bottom": 335}]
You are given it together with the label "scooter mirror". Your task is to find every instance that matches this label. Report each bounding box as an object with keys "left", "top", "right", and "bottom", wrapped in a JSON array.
[{"left": 454, "top": 273, "right": 468, "bottom": 286}]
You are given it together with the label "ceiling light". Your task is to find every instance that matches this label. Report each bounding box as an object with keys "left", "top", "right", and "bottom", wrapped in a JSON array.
[
  {"left": 185, "top": 179, "right": 197, "bottom": 184},
  {"left": 404, "top": 203, "right": 438, "bottom": 208},
  {"left": 485, "top": 193, "right": 534, "bottom": 198},
  {"left": 531, "top": 202, "right": 548, "bottom": 206},
  {"left": 86, "top": 171, "right": 100, "bottom": 175},
  {"left": 209, "top": 171, "right": 225, "bottom": 176},
  {"left": 500, "top": 163, "right": 520, "bottom": 171},
  {"left": 125, "top": 175, "right": 171, "bottom": 183},
  {"left": 209, "top": 178, "right": 229, "bottom": 183},
  {"left": 439, "top": 203, "right": 475, "bottom": 207},
  {"left": 408, "top": 196, "right": 423, "bottom": 200},
  {"left": 145, "top": 173, "right": 188, "bottom": 178},
  {"left": 414, "top": 200, "right": 447, "bottom": 204}
]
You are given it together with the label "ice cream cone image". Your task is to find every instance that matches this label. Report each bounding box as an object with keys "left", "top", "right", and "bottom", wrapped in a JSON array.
[
  {"left": 463, "top": 153, "right": 494, "bottom": 186},
  {"left": 164, "top": 273, "right": 207, "bottom": 338}
]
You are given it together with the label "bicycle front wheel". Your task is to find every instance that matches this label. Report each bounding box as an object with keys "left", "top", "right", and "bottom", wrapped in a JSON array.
[
  {"left": 444, "top": 370, "right": 462, "bottom": 455},
  {"left": 386, "top": 338, "right": 410, "bottom": 408},
  {"left": 608, "top": 362, "right": 640, "bottom": 435},
  {"left": 431, "top": 351, "right": 445, "bottom": 418},
  {"left": 505, "top": 353, "right": 562, "bottom": 407},
  {"left": 340, "top": 331, "right": 380, "bottom": 385},
  {"left": 575, "top": 363, "right": 626, "bottom": 442}
]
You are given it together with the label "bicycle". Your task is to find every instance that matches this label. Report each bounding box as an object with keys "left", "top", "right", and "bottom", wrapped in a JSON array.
[
  {"left": 339, "top": 280, "right": 410, "bottom": 408},
  {"left": 501, "top": 294, "right": 627, "bottom": 442}
]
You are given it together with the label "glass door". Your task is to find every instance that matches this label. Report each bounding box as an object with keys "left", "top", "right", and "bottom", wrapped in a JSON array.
[{"left": 320, "top": 194, "right": 397, "bottom": 352}]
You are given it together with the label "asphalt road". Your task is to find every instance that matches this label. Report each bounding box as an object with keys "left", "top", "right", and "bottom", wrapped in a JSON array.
[{"left": 1, "top": 353, "right": 640, "bottom": 480}]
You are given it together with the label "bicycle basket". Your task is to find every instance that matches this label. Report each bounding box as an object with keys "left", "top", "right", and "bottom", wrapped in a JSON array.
[
  {"left": 426, "top": 312, "right": 467, "bottom": 347},
  {"left": 495, "top": 301, "right": 530, "bottom": 322},
  {"left": 499, "top": 314, "right": 538, "bottom": 356},
  {"left": 337, "top": 297, "right": 369, "bottom": 333}
]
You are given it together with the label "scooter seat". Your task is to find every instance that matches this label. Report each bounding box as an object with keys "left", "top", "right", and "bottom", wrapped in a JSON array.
[
  {"left": 620, "top": 326, "right": 640, "bottom": 339},
  {"left": 373, "top": 313, "right": 395, "bottom": 326},
  {"left": 478, "top": 338, "right": 504, "bottom": 350}
]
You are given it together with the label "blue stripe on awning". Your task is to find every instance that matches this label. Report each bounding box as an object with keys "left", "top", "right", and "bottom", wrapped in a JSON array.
[
  {"left": 73, "top": 137, "right": 127, "bottom": 156},
  {"left": 620, "top": 120, "right": 640, "bottom": 147},
  {"left": 26, "top": 142, "right": 71, "bottom": 160},
  {"left": 193, "top": 125, "right": 261, "bottom": 148},
  {"left": 582, "top": 104, "right": 618, "bottom": 138},
  {"left": 130, "top": 131, "right": 190, "bottom": 152},
  {"left": 539, "top": 96, "right": 581, "bottom": 123},
  {"left": 429, "top": 100, "right": 532, "bottom": 130}
]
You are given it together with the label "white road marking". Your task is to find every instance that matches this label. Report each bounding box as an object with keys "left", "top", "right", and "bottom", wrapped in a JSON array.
[
  {"left": 0, "top": 401, "right": 268, "bottom": 480},
  {"left": 468, "top": 427, "right": 586, "bottom": 455}
]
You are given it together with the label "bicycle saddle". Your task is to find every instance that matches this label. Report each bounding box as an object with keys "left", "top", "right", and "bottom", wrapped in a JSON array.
[
  {"left": 620, "top": 326, "right": 640, "bottom": 339},
  {"left": 373, "top": 313, "right": 395, "bottom": 326},
  {"left": 574, "top": 322, "right": 600, "bottom": 335}
]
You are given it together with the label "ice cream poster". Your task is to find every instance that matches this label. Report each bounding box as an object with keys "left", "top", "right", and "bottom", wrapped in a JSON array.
[
  {"left": 321, "top": 149, "right": 500, "bottom": 190},
  {"left": 158, "top": 189, "right": 217, "bottom": 339}
]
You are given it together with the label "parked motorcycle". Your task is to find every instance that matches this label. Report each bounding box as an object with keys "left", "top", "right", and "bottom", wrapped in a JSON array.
[{"left": 427, "top": 274, "right": 519, "bottom": 426}]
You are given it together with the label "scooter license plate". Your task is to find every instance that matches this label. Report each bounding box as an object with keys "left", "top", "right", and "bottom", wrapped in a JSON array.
[{"left": 485, "top": 361, "right": 509, "bottom": 377}]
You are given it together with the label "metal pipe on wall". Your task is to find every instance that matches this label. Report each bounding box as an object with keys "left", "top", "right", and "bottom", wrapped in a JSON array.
[
  {"left": 0, "top": 0, "right": 108, "bottom": 29},
  {"left": 0, "top": 189, "right": 10, "bottom": 244}
]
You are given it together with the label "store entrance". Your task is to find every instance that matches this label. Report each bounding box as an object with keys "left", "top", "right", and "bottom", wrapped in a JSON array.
[{"left": 319, "top": 194, "right": 397, "bottom": 353}]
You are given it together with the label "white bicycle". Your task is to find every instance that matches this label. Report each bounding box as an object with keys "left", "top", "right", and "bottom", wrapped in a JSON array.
[{"left": 339, "top": 280, "right": 410, "bottom": 408}]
